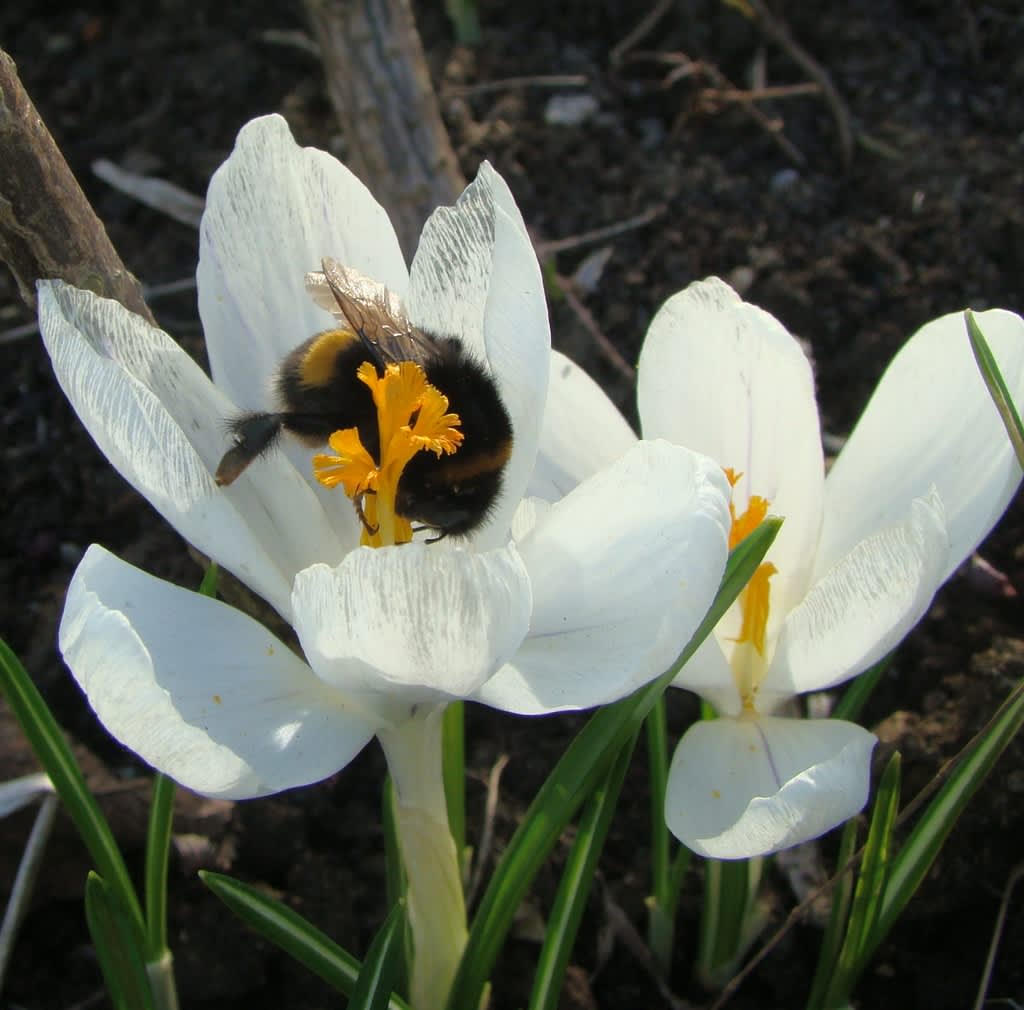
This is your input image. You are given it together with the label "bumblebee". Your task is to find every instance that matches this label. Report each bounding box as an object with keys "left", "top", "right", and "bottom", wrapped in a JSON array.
[{"left": 214, "top": 259, "right": 513, "bottom": 540}]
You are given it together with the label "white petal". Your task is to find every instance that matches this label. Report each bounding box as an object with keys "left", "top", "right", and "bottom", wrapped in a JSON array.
[
  {"left": 59, "top": 546, "right": 375, "bottom": 799},
  {"left": 476, "top": 441, "right": 731, "bottom": 714},
  {"left": 292, "top": 544, "right": 532, "bottom": 710},
  {"left": 666, "top": 715, "right": 876, "bottom": 859},
  {"left": 766, "top": 491, "right": 949, "bottom": 698},
  {"left": 38, "top": 282, "right": 347, "bottom": 619},
  {"left": 670, "top": 633, "right": 743, "bottom": 717},
  {"left": 408, "top": 163, "right": 550, "bottom": 548},
  {"left": 198, "top": 114, "right": 409, "bottom": 411},
  {"left": 528, "top": 350, "right": 637, "bottom": 501},
  {"left": 638, "top": 277, "right": 825, "bottom": 616},
  {"left": 0, "top": 774, "right": 54, "bottom": 818},
  {"left": 818, "top": 307, "right": 1024, "bottom": 580}
]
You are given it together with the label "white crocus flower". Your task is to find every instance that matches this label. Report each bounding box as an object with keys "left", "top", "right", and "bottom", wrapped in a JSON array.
[
  {"left": 638, "top": 278, "right": 1024, "bottom": 859},
  {"left": 40, "top": 116, "right": 731, "bottom": 1008}
]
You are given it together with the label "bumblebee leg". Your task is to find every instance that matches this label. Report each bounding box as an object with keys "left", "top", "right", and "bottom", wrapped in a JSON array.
[
  {"left": 412, "top": 525, "right": 448, "bottom": 544},
  {"left": 215, "top": 413, "right": 284, "bottom": 486},
  {"left": 354, "top": 490, "right": 379, "bottom": 536}
]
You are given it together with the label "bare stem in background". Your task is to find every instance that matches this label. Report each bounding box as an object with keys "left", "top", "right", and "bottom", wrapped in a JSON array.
[
  {"left": 303, "top": 0, "right": 465, "bottom": 260},
  {"left": 0, "top": 50, "right": 154, "bottom": 321}
]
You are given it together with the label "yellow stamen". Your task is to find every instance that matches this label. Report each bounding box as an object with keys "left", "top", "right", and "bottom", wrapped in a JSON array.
[
  {"left": 312, "top": 359, "right": 464, "bottom": 547},
  {"left": 736, "top": 560, "right": 778, "bottom": 656},
  {"left": 722, "top": 467, "right": 778, "bottom": 711}
]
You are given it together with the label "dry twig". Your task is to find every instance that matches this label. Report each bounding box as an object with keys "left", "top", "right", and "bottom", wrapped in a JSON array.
[
  {"left": 745, "top": 0, "right": 855, "bottom": 169},
  {"left": 536, "top": 204, "right": 665, "bottom": 258},
  {"left": 0, "top": 50, "right": 153, "bottom": 320},
  {"left": 303, "top": 0, "right": 465, "bottom": 259},
  {"left": 555, "top": 273, "right": 635, "bottom": 384},
  {"left": 609, "top": 0, "right": 675, "bottom": 67}
]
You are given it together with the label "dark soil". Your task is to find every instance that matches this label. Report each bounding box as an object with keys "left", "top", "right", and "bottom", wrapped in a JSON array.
[{"left": 2, "top": 2, "right": 1023, "bottom": 1008}]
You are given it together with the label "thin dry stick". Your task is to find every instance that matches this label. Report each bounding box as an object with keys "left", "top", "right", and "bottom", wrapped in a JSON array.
[
  {"left": 710, "top": 677, "right": 1024, "bottom": 1010},
  {"left": 92, "top": 159, "right": 205, "bottom": 228},
  {"left": 609, "top": 0, "right": 675, "bottom": 66},
  {"left": 972, "top": 862, "right": 1024, "bottom": 1010},
  {"left": 443, "top": 74, "right": 588, "bottom": 97},
  {"left": 1, "top": 277, "right": 197, "bottom": 346},
  {"left": 691, "top": 60, "right": 807, "bottom": 166},
  {"left": 536, "top": 204, "right": 665, "bottom": 257},
  {"left": 556, "top": 273, "right": 636, "bottom": 383},
  {"left": 0, "top": 50, "right": 154, "bottom": 321},
  {"left": 0, "top": 794, "right": 58, "bottom": 990},
  {"left": 713, "top": 82, "right": 822, "bottom": 103},
  {"left": 637, "top": 50, "right": 808, "bottom": 167},
  {"left": 745, "top": 0, "right": 854, "bottom": 169},
  {"left": 466, "top": 753, "right": 509, "bottom": 908}
]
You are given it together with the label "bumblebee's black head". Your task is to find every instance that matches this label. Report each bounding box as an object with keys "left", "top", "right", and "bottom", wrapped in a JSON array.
[
  {"left": 393, "top": 337, "right": 514, "bottom": 539},
  {"left": 397, "top": 452, "right": 509, "bottom": 538}
]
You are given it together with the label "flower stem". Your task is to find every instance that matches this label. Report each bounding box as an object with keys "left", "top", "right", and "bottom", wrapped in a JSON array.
[
  {"left": 378, "top": 707, "right": 467, "bottom": 1010},
  {"left": 146, "top": 949, "right": 180, "bottom": 1010}
]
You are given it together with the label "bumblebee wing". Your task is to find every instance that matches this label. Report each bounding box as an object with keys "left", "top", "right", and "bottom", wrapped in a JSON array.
[{"left": 315, "top": 257, "right": 437, "bottom": 366}]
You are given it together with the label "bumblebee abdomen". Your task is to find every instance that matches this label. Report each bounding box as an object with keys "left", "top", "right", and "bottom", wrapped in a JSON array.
[{"left": 422, "top": 339, "right": 513, "bottom": 454}]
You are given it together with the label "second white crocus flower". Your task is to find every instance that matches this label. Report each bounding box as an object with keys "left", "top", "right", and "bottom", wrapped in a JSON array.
[{"left": 636, "top": 278, "right": 1024, "bottom": 859}]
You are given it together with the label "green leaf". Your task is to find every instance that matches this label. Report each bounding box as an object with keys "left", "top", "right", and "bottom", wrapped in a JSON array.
[
  {"left": 644, "top": 696, "right": 676, "bottom": 974},
  {"left": 200, "top": 870, "right": 410, "bottom": 1010},
  {"left": 381, "top": 777, "right": 411, "bottom": 1000},
  {"left": 197, "top": 561, "right": 220, "bottom": 599},
  {"left": 444, "top": 0, "right": 480, "bottom": 45},
  {"left": 85, "top": 872, "right": 155, "bottom": 1010},
  {"left": 697, "top": 857, "right": 763, "bottom": 986},
  {"left": 442, "top": 701, "right": 465, "bottom": 859},
  {"left": 824, "top": 754, "right": 901, "bottom": 1007},
  {"left": 528, "top": 731, "right": 638, "bottom": 1010},
  {"left": 446, "top": 519, "right": 781, "bottom": 1010},
  {"left": 806, "top": 817, "right": 860, "bottom": 1010},
  {"left": 868, "top": 677, "right": 1024, "bottom": 958},
  {"left": 350, "top": 901, "right": 408, "bottom": 1010},
  {"left": 830, "top": 656, "right": 889, "bottom": 723},
  {"left": 144, "top": 773, "right": 176, "bottom": 959},
  {"left": 0, "top": 639, "right": 145, "bottom": 940},
  {"left": 966, "top": 309, "right": 1024, "bottom": 468}
]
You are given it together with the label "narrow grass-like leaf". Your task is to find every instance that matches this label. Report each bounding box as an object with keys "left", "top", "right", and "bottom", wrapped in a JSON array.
[
  {"left": 85, "top": 872, "right": 155, "bottom": 1010},
  {"left": 831, "top": 656, "right": 889, "bottom": 723},
  {"left": 528, "top": 730, "right": 638, "bottom": 1010},
  {"left": 144, "top": 773, "right": 175, "bottom": 960},
  {"left": 806, "top": 817, "right": 860, "bottom": 1010},
  {"left": 824, "top": 754, "right": 901, "bottom": 1007},
  {"left": 197, "top": 561, "right": 220, "bottom": 599},
  {"left": 867, "top": 677, "right": 1024, "bottom": 959},
  {"left": 966, "top": 309, "right": 1024, "bottom": 467},
  {"left": 446, "top": 519, "right": 781, "bottom": 1010},
  {"left": 382, "top": 777, "right": 411, "bottom": 999},
  {"left": 697, "top": 857, "right": 760, "bottom": 986},
  {"left": 644, "top": 696, "right": 675, "bottom": 974},
  {"left": 200, "top": 870, "right": 411, "bottom": 1010},
  {"left": 350, "top": 901, "right": 407, "bottom": 1010},
  {"left": 0, "top": 793, "right": 59, "bottom": 988},
  {"left": 444, "top": 0, "right": 481, "bottom": 45},
  {"left": 442, "top": 701, "right": 466, "bottom": 859},
  {"left": 0, "top": 639, "right": 145, "bottom": 939}
]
